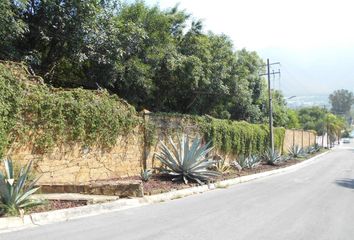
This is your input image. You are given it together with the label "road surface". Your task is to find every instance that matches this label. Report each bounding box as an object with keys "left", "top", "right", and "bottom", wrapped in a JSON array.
[{"left": 2, "top": 143, "right": 354, "bottom": 240}]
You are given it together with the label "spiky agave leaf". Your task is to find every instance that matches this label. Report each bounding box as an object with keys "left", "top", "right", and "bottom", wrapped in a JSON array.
[
  {"left": 288, "top": 145, "right": 305, "bottom": 158},
  {"left": 235, "top": 154, "right": 261, "bottom": 169},
  {"left": 156, "top": 134, "right": 220, "bottom": 184},
  {"left": 263, "top": 148, "right": 283, "bottom": 165},
  {"left": 0, "top": 159, "right": 43, "bottom": 215},
  {"left": 236, "top": 155, "right": 247, "bottom": 169},
  {"left": 245, "top": 155, "right": 262, "bottom": 169}
]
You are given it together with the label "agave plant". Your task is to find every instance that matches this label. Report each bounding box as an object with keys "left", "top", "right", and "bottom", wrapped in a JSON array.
[
  {"left": 140, "top": 169, "right": 153, "bottom": 182},
  {"left": 156, "top": 135, "right": 220, "bottom": 184},
  {"left": 235, "top": 154, "right": 261, "bottom": 169},
  {"left": 235, "top": 155, "right": 248, "bottom": 169},
  {"left": 304, "top": 146, "right": 315, "bottom": 154},
  {"left": 213, "top": 158, "right": 231, "bottom": 174},
  {"left": 288, "top": 145, "right": 305, "bottom": 158},
  {"left": 313, "top": 143, "right": 321, "bottom": 152},
  {"left": 244, "top": 155, "right": 262, "bottom": 169},
  {"left": 0, "top": 159, "right": 43, "bottom": 216},
  {"left": 263, "top": 148, "right": 283, "bottom": 165},
  {"left": 305, "top": 143, "right": 322, "bottom": 154}
]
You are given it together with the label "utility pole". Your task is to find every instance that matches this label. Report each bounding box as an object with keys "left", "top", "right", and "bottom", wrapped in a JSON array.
[{"left": 260, "top": 59, "right": 280, "bottom": 152}]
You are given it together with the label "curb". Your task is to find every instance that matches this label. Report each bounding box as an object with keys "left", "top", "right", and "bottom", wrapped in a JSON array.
[{"left": 0, "top": 150, "right": 330, "bottom": 234}]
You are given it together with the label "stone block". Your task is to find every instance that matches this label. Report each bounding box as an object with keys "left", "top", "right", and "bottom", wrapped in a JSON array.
[{"left": 37, "top": 180, "right": 143, "bottom": 197}]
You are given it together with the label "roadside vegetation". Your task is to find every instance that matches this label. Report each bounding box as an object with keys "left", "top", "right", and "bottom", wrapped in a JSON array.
[
  {"left": 1, "top": 0, "right": 299, "bottom": 128},
  {"left": 0, "top": 0, "right": 351, "bottom": 217},
  {"left": 0, "top": 159, "right": 43, "bottom": 217},
  {"left": 147, "top": 134, "right": 324, "bottom": 185}
]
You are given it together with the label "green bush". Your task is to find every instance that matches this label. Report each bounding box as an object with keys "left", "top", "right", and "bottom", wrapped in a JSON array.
[
  {"left": 0, "top": 63, "right": 140, "bottom": 156},
  {"left": 198, "top": 117, "right": 285, "bottom": 156},
  {"left": 0, "top": 64, "right": 24, "bottom": 156}
]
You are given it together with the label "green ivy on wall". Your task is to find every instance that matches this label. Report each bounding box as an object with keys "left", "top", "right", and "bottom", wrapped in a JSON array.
[
  {"left": 198, "top": 116, "right": 285, "bottom": 155},
  {"left": 0, "top": 62, "right": 286, "bottom": 158},
  {"left": 147, "top": 113, "right": 286, "bottom": 156},
  {"left": 0, "top": 64, "right": 24, "bottom": 155},
  {"left": 0, "top": 63, "right": 141, "bottom": 156}
]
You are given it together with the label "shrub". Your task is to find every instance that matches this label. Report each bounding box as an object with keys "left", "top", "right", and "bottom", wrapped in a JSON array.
[
  {"left": 288, "top": 145, "right": 305, "bottom": 158},
  {"left": 198, "top": 116, "right": 286, "bottom": 156},
  {"left": 156, "top": 135, "right": 220, "bottom": 184},
  {"left": 0, "top": 62, "right": 140, "bottom": 156},
  {"left": 0, "top": 159, "right": 43, "bottom": 216},
  {"left": 263, "top": 148, "right": 283, "bottom": 165}
]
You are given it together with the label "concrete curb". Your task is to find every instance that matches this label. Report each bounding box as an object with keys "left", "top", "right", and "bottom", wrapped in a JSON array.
[{"left": 0, "top": 150, "right": 330, "bottom": 233}]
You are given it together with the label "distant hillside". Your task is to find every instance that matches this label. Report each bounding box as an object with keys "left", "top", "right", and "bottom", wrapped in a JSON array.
[{"left": 286, "top": 95, "right": 330, "bottom": 109}]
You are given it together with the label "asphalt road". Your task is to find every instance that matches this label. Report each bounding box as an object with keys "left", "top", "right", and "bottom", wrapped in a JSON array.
[{"left": 2, "top": 144, "right": 354, "bottom": 240}]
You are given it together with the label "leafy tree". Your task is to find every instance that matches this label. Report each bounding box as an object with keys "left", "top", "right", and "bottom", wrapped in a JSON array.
[
  {"left": 17, "top": 0, "right": 105, "bottom": 83},
  {"left": 297, "top": 106, "right": 328, "bottom": 135},
  {"left": 0, "top": 0, "right": 284, "bottom": 125},
  {"left": 285, "top": 109, "right": 300, "bottom": 129},
  {"left": 0, "top": 0, "right": 28, "bottom": 59},
  {"left": 329, "top": 89, "right": 354, "bottom": 116},
  {"left": 326, "top": 113, "right": 346, "bottom": 144}
]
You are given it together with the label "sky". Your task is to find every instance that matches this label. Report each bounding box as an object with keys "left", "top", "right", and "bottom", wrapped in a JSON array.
[{"left": 145, "top": 0, "right": 354, "bottom": 96}]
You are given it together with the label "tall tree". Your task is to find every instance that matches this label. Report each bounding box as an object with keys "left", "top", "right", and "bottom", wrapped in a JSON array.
[
  {"left": 329, "top": 89, "right": 354, "bottom": 116},
  {"left": 0, "top": 0, "right": 292, "bottom": 126},
  {"left": 0, "top": 0, "right": 28, "bottom": 59},
  {"left": 297, "top": 106, "right": 328, "bottom": 135}
]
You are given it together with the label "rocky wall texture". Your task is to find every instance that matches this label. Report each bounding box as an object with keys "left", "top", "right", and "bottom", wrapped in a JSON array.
[
  {"left": 6, "top": 127, "right": 145, "bottom": 184},
  {"left": 5, "top": 115, "right": 317, "bottom": 185}
]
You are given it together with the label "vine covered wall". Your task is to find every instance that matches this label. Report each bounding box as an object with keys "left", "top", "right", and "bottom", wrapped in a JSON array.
[
  {"left": 0, "top": 62, "right": 315, "bottom": 184},
  {"left": 0, "top": 61, "right": 141, "bottom": 157},
  {"left": 144, "top": 113, "right": 287, "bottom": 166}
]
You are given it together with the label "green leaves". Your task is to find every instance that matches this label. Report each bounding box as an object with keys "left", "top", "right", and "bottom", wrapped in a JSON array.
[
  {"left": 0, "top": 64, "right": 24, "bottom": 157},
  {"left": 297, "top": 106, "right": 328, "bottom": 135},
  {"left": 156, "top": 135, "right": 220, "bottom": 184},
  {"left": 0, "top": 0, "right": 274, "bottom": 124},
  {"left": 200, "top": 117, "right": 285, "bottom": 156},
  {"left": 0, "top": 62, "right": 140, "bottom": 154},
  {"left": 288, "top": 145, "right": 306, "bottom": 158},
  {"left": 329, "top": 89, "right": 354, "bottom": 116},
  {"left": 263, "top": 148, "right": 283, "bottom": 165},
  {"left": 0, "top": 159, "right": 43, "bottom": 216}
]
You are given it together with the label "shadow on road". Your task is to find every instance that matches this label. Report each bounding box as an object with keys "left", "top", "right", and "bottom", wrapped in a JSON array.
[{"left": 335, "top": 179, "right": 354, "bottom": 189}]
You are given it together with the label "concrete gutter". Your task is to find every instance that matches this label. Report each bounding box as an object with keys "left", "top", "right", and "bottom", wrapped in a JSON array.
[{"left": 0, "top": 150, "right": 329, "bottom": 233}]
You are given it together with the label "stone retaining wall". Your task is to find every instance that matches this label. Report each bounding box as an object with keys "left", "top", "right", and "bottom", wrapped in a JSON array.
[
  {"left": 6, "top": 115, "right": 317, "bottom": 185},
  {"left": 7, "top": 127, "right": 145, "bottom": 184}
]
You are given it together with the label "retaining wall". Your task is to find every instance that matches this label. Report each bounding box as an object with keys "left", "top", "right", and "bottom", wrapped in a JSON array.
[{"left": 6, "top": 115, "right": 316, "bottom": 185}]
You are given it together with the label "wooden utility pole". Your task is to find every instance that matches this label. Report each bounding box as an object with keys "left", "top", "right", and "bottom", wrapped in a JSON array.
[{"left": 260, "top": 59, "right": 280, "bottom": 152}]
